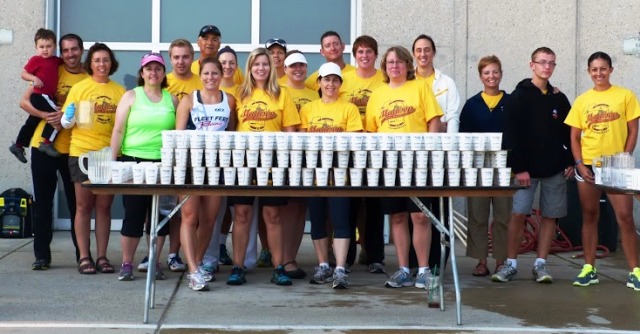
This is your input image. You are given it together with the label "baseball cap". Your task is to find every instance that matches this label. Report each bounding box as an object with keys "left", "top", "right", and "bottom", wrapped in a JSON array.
[
  {"left": 199, "top": 25, "right": 221, "bottom": 37},
  {"left": 284, "top": 53, "right": 307, "bottom": 67},
  {"left": 140, "top": 52, "right": 165, "bottom": 67},
  {"left": 317, "top": 62, "right": 342, "bottom": 79}
]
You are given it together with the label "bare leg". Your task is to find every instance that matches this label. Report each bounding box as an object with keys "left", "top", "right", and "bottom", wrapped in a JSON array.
[
  {"left": 232, "top": 204, "right": 253, "bottom": 267},
  {"left": 390, "top": 212, "right": 410, "bottom": 267},
  {"left": 263, "top": 206, "right": 283, "bottom": 267},
  {"left": 410, "top": 212, "right": 431, "bottom": 267}
]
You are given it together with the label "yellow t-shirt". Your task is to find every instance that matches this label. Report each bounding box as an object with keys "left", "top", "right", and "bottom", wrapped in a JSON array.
[
  {"left": 416, "top": 72, "right": 436, "bottom": 89},
  {"left": 62, "top": 77, "right": 126, "bottom": 156},
  {"left": 365, "top": 79, "right": 443, "bottom": 133},
  {"left": 481, "top": 92, "right": 504, "bottom": 111},
  {"left": 305, "top": 63, "right": 355, "bottom": 91},
  {"left": 192, "top": 60, "right": 243, "bottom": 85},
  {"left": 220, "top": 83, "right": 240, "bottom": 101},
  {"left": 236, "top": 87, "right": 301, "bottom": 132},
  {"left": 277, "top": 75, "right": 288, "bottom": 86},
  {"left": 31, "top": 66, "right": 89, "bottom": 153},
  {"left": 564, "top": 85, "right": 640, "bottom": 164},
  {"left": 282, "top": 85, "right": 319, "bottom": 112},
  {"left": 166, "top": 72, "right": 203, "bottom": 101},
  {"left": 339, "top": 69, "right": 385, "bottom": 124},
  {"left": 300, "top": 99, "right": 363, "bottom": 133}
]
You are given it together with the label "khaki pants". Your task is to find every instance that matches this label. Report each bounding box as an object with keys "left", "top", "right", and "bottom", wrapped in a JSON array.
[{"left": 465, "top": 196, "right": 512, "bottom": 261}]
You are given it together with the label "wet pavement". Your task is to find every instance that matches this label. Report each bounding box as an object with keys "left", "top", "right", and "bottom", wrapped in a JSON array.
[{"left": 0, "top": 231, "right": 638, "bottom": 334}]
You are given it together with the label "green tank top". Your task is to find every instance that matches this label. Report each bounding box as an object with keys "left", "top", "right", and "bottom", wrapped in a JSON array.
[{"left": 121, "top": 87, "right": 175, "bottom": 159}]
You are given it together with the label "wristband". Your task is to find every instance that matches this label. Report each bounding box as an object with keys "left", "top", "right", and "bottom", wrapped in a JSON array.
[{"left": 575, "top": 160, "right": 583, "bottom": 165}]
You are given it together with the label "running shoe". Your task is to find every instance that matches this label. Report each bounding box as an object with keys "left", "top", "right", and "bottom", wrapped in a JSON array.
[
  {"left": 332, "top": 268, "right": 349, "bottom": 289},
  {"left": 626, "top": 267, "right": 640, "bottom": 291},
  {"left": 532, "top": 263, "right": 553, "bottom": 283},
  {"left": 118, "top": 262, "right": 135, "bottom": 281},
  {"left": 385, "top": 269, "right": 413, "bottom": 288},
  {"left": 573, "top": 264, "right": 599, "bottom": 287},
  {"left": 271, "top": 265, "right": 292, "bottom": 286},
  {"left": 491, "top": 264, "right": 517, "bottom": 283},
  {"left": 309, "top": 265, "right": 334, "bottom": 284},
  {"left": 167, "top": 254, "right": 186, "bottom": 272},
  {"left": 227, "top": 266, "right": 247, "bottom": 286}
]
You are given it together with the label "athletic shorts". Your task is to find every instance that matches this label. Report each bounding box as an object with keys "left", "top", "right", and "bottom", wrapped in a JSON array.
[{"left": 512, "top": 171, "right": 567, "bottom": 218}]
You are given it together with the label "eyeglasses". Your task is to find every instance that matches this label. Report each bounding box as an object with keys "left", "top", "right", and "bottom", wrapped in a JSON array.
[
  {"left": 386, "top": 60, "right": 407, "bottom": 66},
  {"left": 533, "top": 60, "right": 557, "bottom": 67},
  {"left": 265, "top": 38, "right": 287, "bottom": 49}
]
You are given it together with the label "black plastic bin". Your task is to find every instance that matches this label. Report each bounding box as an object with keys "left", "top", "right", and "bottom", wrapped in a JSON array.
[{"left": 557, "top": 179, "right": 618, "bottom": 251}]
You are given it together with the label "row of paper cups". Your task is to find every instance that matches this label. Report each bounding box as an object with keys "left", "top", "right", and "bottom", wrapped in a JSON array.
[
  {"left": 161, "top": 148, "right": 508, "bottom": 170},
  {"left": 162, "top": 130, "right": 503, "bottom": 152},
  {"left": 146, "top": 166, "right": 512, "bottom": 187}
]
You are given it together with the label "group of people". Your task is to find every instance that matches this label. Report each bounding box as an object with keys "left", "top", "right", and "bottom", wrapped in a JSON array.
[{"left": 16, "top": 24, "right": 640, "bottom": 293}]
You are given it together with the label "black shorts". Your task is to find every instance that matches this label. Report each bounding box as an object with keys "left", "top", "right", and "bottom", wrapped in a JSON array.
[
  {"left": 68, "top": 156, "right": 89, "bottom": 183},
  {"left": 380, "top": 197, "right": 431, "bottom": 214},
  {"left": 228, "top": 196, "right": 288, "bottom": 207}
]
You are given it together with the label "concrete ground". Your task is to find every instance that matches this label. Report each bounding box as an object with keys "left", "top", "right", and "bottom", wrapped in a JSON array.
[{"left": 0, "top": 231, "right": 639, "bottom": 334}]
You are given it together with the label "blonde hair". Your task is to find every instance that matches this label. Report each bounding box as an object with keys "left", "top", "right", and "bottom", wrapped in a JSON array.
[
  {"left": 380, "top": 46, "right": 415, "bottom": 83},
  {"left": 238, "top": 47, "right": 280, "bottom": 102}
]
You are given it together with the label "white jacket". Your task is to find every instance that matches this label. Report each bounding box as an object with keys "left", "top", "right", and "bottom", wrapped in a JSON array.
[{"left": 431, "top": 68, "right": 461, "bottom": 133}]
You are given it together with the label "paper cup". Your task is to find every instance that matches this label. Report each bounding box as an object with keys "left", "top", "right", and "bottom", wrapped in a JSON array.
[
  {"left": 190, "top": 131, "right": 205, "bottom": 149},
  {"left": 364, "top": 134, "right": 379, "bottom": 151},
  {"left": 161, "top": 148, "right": 174, "bottom": 166},
  {"left": 192, "top": 166, "right": 206, "bottom": 185},
  {"left": 410, "top": 134, "right": 424, "bottom": 151},
  {"left": 335, "top": 134, "right": 350, "bottom": 151},
  {"left": 430, "top": 168, "right": 445, "bottom": 187},
  {"left": 174, "top": 130, "right": 189, "bottom": 149},
  {"left": 369, "top": 150, "right": 383, "bottom": 168},
  {"left": 132, "top": 164, "right": 145, "bottom": 184},
  {"left": 320, "top": 150, "right": 334, "bottom": 168},
  {"left": 492, "top": 150, "right": 508, "bottom": 168},
  {"left": 161, "top": 130, "right": 175, "bottom": 149},
  {"left": 302, "top": 168, "right": 315, "bottom": 186},
  {"left": 315, "top": 168, "right": 329, "bottom": 186},
  {"left": 260, "top": 149, "right": 273, "bottom": 168},
  {"left": 366, "top": 168, "right": 380, "bottom": 187},
  {"left": 383, "top": 168, "right": 397, "bottom": 187},
  {"left": 288, "top": 167, "right": 302, "bottom": 186},
  {"left": 415, "top": 150, "right": 429, "bottom": 169},
  {"left": 276, "top": 150, "right": 290, "bottom": 168},
  {"left": 463, "top": 168, "right": 478, "bottom": 186},
  {"left": 336, "top": 151, "right": 350, "bottom": 168},
  {"left": 472, "top": 133, "right": 486, "bottom": 151},
  {"left": 497, "top": 167, "right": 512, "bottom": 186},
  {"left": 394, "top": 134, "right": 409, "bottom": 151},
  {"left": 488, "top": 133, "right": 503, "bottom": 151},
  {"left": 174, "top": 148, "right": 188, "bottom": 167},
  {"left": 271, "top": 167, "right": 286, "bottom": 186},
  {"left": 333, "top": 168, "right": 347, "bottom": 186},
  {"left": 446, "top": 151, "right": 460, "bottom": 168},
  {"left": 190, "top": 148, "right": 204, "bottom": 167},
  {"left": 423, "top": 133, "right": 437, "bottom": 150},
  {"left": 306, "top": 134, "right": 321, "bottom": 151},
  {"left": 110, "top": 163, "right": 125, "bottom": 184},
  {"left": 204, "top": 132, "right": 219, "bottom": 149},
  {"left": 305, "top": 150, "right": 318, "bottom": 168},
  {"left": 433, "top": 133, "right": 443, "bottom": 150},
  {"left": 414, "top": 168, "right": 428, "bottom": 187},
  {"left": 262, "top": 133, "right": 275, "bottom": 150},
  {"left": 473, "top": 152, "right": 486, "bottom": 168},
  {"left": 349, "top": 168, "right": 363, "bottom": 186},
  {"left": 173, "top": 166, "right": 187, "bottom": 185},
  {"left": 276, "top": 134, "right": 290, "bottom": 151},
  {"left": 480, "top": 168, "right": 494, "bottom": 186},
  {"left": 349, "top": 134, "right": 365, "bottom": 151},
  {"left": 379, "top": 135, "right": 394, "bottom": 151},
  {"left": 461, "top": 151, "right": 474, "bottom": 168},
  {"left": 352, "top": 151, "right": 367, "bottom": 168},
  {"left": 256, "top": 167, "right": 270, "bottom": 186},
  {"left": 430, "top": 151, "right": 445, "bottom": 169},
  {"left": 441, "top": 134, "right": 458, "bottom": 151},
  {"left": 447, "top": 168, "right": 461, "bottom": 187},
  {"left": 204, "top": 149, "right": 217, "bottom": 167},
  {"left": 247, "top": 133, "right": 261, "bottom": 150},
  {"left": 290, "top": 150, "right": 303, "bottom": 168},
  {"left": 237, "top": 167, "right": 252, "bottom": 186},
  {"left": 234, "top": 133, "right": 248, "bottom": 150},
  {"left": 399, "top": 168, "right": 413, "bottom": 187},
  {"left": 218, "top": 149, "right": 232, "bottom": 167},
  {"left": 218, "top": 132, "right": 233, "bottom": 150},
  {"left": 321, "top": 134, "right": 335, "bottom": 151},
  {"left": 290, "top": 133, "right": 305, "bottom": 150},
  {"left": 207, "top": 167, "right": 221, "bottom": 185},
  {"left": 145, "top": 164, "right": 159, "bottom": 184},
  {"left": 384, "top": 151, "right": 399, "bottom": 168},
  {"left": 246, "top": 150, "right": 259, "bottom": 167},
  {"left": 160, "top": 165, "right": 173, "bottom": 185},
  {"left": 458, "top": 133, "right": 473, "bottom": 151},
  {"left": 223, "top": 167, "right": 237, "bottom": 185},
  {"left": 400, "top": 151, "right": 414, "bottom": 169},
  {"left": 232, "top": 149, "right": 245, "bottom": 167}
]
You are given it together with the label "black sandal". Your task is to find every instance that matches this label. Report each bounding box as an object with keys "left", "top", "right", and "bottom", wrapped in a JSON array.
[
  {"left": 77, "top": 257, "right": 96, "bottom": 275},
  {"left": 283, "top": 261, "right": 307, "bottom": 279},
  {"left": 95, "top": 256, "right": 115, "bottom": 274}
]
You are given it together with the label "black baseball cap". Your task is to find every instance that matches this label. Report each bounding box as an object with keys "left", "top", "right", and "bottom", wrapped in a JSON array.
[{"left": 199, "top": 25, "right": 221, "bottom": 37}]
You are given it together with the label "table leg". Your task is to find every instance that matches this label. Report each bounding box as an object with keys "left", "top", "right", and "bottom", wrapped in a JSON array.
[
  {"left": 143, "top": 194, "right": 159, "bottom": 323},
  {"left": 447, "top": 196, "right": 462, "bottom": 325}
]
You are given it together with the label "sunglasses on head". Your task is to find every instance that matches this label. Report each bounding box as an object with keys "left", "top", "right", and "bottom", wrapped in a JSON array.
[
  {"left": 143, "top": 52, "right": 162, "bottom": 58},
  {"left": 265, "top": 38, "right": 287, "bottom": 49}
]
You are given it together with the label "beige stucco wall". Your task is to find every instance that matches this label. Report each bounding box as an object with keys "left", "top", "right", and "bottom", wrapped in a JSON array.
[{"left": 0, "top": 0, "right": 45, "bottom": 193}]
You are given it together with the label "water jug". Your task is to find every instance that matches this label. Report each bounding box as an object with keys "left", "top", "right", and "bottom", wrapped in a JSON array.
[{"left": 78, "top": 147, "right": 113, "bottom": 183}]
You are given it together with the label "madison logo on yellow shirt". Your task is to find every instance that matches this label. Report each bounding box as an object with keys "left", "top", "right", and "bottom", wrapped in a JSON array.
[
  {"left": 240, "top": 101, "right": 278, "bottom": 131},
  {"left": 294, "top": 97, "right": 313, "bottom": 112},
  {"left": 380, "top": 99, "right": 416, "bottom": 129},
  {"left": 587, "top": 103, "right": 620, "bottom": 133},
  {"left": 347, "top": 88, "right": 373, "bottom": 116},
  {"left": 93, "top": 95, "right": 117, "bottom": 124},
  {"left": 56, "top": 84, "right": 72, "bottom": 107},
  {"left": 308, "top": 116, "right": 344, "bottom": 133}
]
